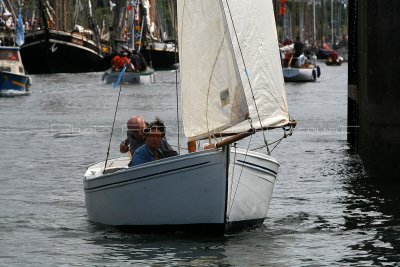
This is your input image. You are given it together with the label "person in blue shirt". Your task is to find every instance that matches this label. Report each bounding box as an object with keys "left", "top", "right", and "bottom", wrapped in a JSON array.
[
  {"left": 121, "top": 116, "right": 178, "bottom": 166},
  {"left": 131, "top": 118, "right": 169, "bottom": 166}
]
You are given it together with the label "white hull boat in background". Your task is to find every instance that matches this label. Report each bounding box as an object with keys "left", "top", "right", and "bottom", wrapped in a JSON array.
[{"left": 283, "top": 65, "right": 321, "bottom": 82}]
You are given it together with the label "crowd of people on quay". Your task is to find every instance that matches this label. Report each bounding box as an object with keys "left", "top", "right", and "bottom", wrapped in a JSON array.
[{"left": 0, "top": 12, "right": 42, "bottom": 46}]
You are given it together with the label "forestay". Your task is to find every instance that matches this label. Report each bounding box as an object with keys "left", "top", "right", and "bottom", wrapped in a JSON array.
[
  {"left": 178, "top": 0, "right": 249, "bottom": 141},
  {"left": 222, "top": 0, "right": 290, "bottom": 133}
]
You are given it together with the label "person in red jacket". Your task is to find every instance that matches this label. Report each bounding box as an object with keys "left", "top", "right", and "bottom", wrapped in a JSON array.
[
  {"left": 118, "top": 51, "right": 132, "bottom": 69},
  {"left": 111, "top": 51, "right": 134, "bottom": 71},
  {"left": 111, "top": 54, "right": 122, "bottom": 71}
]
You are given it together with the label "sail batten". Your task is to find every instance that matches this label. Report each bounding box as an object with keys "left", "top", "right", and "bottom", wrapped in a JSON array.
[{"left": 178, "top": 0, "right": 249, "bottom": 141}]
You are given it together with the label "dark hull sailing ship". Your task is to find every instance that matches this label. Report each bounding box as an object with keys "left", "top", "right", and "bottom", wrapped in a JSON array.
[
  {"left": 139, "top": 0, "right": 178, "bottom": 69},
  {"left": 20, "top": 0, "right": 110, "bottom": 74},
  {"left": 140, "top": 40, "right": 177, "bottom": 70},
  {"left": 21, "top": 29, "right": 109, "bottom": 74},
  {"left": 109, "top": 0, "right": 177, "bottom": 70}
]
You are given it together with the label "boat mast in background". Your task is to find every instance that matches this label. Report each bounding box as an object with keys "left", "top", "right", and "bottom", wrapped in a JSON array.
[{"left": 313, "top": 0, "right": 316, "bottom": 47}]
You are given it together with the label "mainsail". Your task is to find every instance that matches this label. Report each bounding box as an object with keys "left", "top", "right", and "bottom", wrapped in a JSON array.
[
  {"left": 223, "top": 0, "right": 289, "bottom": 133},
  {"left": 178, "top": 0, "right": 249, "bottom": 141}
]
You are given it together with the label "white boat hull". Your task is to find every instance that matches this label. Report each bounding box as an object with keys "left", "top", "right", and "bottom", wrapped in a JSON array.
[
  {"left": 226, "top": 148, "right": 278, "bottom": 230},
  {"left": 283, "top": 66, "right": 320, "bottom": 82},
  {"left": 84, "top": 147, "right": 278, "bottom": 232}
]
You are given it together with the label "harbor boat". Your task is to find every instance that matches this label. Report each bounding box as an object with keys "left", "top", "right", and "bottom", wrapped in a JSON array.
[
  {"left": 0, "top": 46, "right": 31, "bottom": 97},
  {"left": 325, "top": 51, "right": 344, "bottom": 66},
  {"left": 110, "top": 0, "right": 177, "bottom": 70},
  {"left": 84, "top": 0, "right": 294, "bottom": 233},
  {"left": 102, "top": 67, "right": 155, "bottom": 84},
  {"left": 281, "top": 48, "right": 321, "bottom": 82},
  {"left": 139, "top": 0, "right": 178, "bottom": 69},
  {"left": 20, "top": 0, "right": 110, "bottom": 74},
  {"left": 140, "top": 40, "right": 178, "bottom": 70},
  {"left": 283, "top": 65, "right": 321, "bottom": 82},
  {"left": 325, "top": 59, "right": 343, "bottom": 66}
]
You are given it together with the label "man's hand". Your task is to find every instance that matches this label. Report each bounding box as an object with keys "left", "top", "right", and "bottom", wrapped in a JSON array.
[{"left": 120, "top": 141, "right": 128, "bottom": 153}]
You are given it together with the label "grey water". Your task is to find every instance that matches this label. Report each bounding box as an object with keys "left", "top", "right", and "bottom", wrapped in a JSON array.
[{"left": 1, "top": 64, "right": 400, "bottom": 266}]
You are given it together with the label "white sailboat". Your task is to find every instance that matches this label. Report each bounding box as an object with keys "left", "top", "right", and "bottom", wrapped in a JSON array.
[{"left": 84, "top": 0, "right": 294, "bottom": 233}]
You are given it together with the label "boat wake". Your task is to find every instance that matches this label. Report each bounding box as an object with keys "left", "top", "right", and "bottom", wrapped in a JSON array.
[{"left": 0, "top": 89, "right": 30, "bottom": 97}]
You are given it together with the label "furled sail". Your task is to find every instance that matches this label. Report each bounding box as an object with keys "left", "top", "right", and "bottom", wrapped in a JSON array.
[
  {"left": 178, "top": 0, "right": 249, "bottom": 141},
  {"left": 222, "top": 0, "right": 289, "bottom": 133}
]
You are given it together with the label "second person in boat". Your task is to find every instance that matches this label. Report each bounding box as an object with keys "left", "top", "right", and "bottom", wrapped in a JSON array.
[
  {"left": 131, "top": 118, "right": 167, "bottom": 166},
  {"left": 112, "top": 51, "right": 135, "bottom": 71}
]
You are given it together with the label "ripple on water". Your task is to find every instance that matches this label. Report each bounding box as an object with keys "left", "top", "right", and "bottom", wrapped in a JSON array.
[{"left": 1, "top": 66, "right": 400, "bottom": 266}]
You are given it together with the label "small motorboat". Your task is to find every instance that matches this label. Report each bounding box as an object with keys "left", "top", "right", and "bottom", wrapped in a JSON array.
[
  {"left": 283, "top": 65, "right": 321, "bottom": 82},
  {"left": 325, "top": 59, "right": 343, "bottom": 66},
  {"left": 281, "top": 53, "right": 321, "bottom": 82},
  {"left": 102, "top": 67, "right": 155, "bottom": 85},
  {"left": 325, "top": 51, "right": 344, "bottom": 66},
  {"left": 0, "top": 46, "right": 31, "bottom": 97}
]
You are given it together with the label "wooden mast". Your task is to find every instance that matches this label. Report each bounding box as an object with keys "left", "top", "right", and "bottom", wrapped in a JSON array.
[{"left": 63, "top": 0, "right": 67, "bottom": 31}]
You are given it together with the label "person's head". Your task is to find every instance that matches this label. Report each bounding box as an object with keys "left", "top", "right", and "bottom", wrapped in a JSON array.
[
  {"left": 121, "top": 51, "right": 128, "bottom": 57},
  {"left": 296, "top": 36, "right": 300, "bottom": 41},
  {"left": 144, "top": 118, "right": 165, "bottom": 150},
  {"left": 127, "top": 116, "right": 146, "bottom": 140}
]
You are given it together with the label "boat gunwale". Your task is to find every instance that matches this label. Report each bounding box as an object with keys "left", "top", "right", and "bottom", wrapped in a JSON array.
[{"left": 84, "top": 148, "right": 225, "bottom": 183}]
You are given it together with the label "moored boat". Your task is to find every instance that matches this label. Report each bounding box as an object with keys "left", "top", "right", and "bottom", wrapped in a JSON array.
[
  {"left": 20, "top": 0, "right": 110, "bottom": 74},
  {"left": 140, "top": 40, "right": 178, "bottom": 70},
  {"left": 139, "top": 0, "right": 178, "bottom": 69},
  {"left": 325, "top": 60, "right": 343, "bottom": 66},
  {"left": 0, "top": 46, "right": 31, "bottom": 97},
  {"left": 325, "top": 51, "right": 344, "bottom": 66}
]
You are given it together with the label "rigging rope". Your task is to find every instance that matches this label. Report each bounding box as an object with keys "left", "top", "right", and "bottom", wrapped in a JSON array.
[
  {"left": 251, "top": 125, "right": 294, "bottom": 153},
  {"left": 173, "top": 6, "right": 180, "bottom": 154},
  {"left": 103, "top": 70, "right": 125, "bottom": 174},
  {"left": 227, "top": 134, "right": 253, "bottom": 220}
]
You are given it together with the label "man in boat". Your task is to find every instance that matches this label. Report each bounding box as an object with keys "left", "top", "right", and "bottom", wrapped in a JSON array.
[
  {"left": 111, "top": 53, "right": 121, "bottom": 71},
  {"left": 131, "top": 118, "right": 167, "bottom": 166},
  {"left": 294, "top": 36, "right": 305, "bottom": 67},
  {"left": 327, "top": 50, "right": 339, "bottom": 63},
  {"left": 112, "top": 51, "right": 134, "bottom": 71},
  {"left": 283, "top": 36, "right": 292, "bottom": 46},
  {"left": 120, "top": 116, "right": 178, "bottom": 166},
  {"left": 130, "top": 50, "right": 148, "bottom": 72},
  {"left": 119, "top": 51, "right": 134, "bottom": 70},
  {"left": 120, "top": 115, "right": 147, "bottom": 156}
]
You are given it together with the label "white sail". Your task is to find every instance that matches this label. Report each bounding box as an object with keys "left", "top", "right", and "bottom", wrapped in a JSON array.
[
  {"left": 178, "top": 0, "right": 249, "bottom": 141},
  {"left": 222, "top": 0, "right": 289, "bottom": 133}
]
